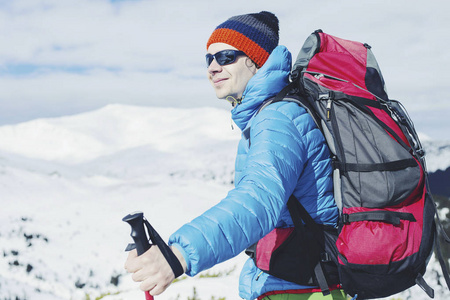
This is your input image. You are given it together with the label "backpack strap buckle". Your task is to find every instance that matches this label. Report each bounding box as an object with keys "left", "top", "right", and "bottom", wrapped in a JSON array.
[
  {"left": 342, "top": 213, "right": 350, "bottom": 224},
  {"left": 321, "top": 252, "right": 331, "bottom": 262}
]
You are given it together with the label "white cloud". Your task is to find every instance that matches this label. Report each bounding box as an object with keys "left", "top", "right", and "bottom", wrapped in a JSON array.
[{"left": 0, "top": 0, "right": 449, "bottom": 138}]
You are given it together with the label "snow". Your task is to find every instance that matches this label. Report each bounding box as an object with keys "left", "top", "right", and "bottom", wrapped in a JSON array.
[
  {"left": 422, "top": 139, "right": 450, "bottom": 173},
  {"left": 1, "top": 104, "right": 449, "bottom": 300},
  {"left": 0, "top": 105, "right": 244, "bottom": 299}
]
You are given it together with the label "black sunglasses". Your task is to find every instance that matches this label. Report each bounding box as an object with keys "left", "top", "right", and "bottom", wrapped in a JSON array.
[{"left": 206, "top": 50, "right": 246, "bottom": 67}]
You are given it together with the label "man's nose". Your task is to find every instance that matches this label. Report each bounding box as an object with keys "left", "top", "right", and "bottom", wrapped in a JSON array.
[{"left": 208, "top": 59, "right": 222, "bottom": 74}]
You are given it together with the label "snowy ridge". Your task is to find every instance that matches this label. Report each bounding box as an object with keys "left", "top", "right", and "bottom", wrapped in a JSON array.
[
  {"left": 0, "top": 104, "right": 240, "bottom": 164},
  {"left": 1, "top": 104, "right": 449, "bottom": 300},
  {"left": 422, "top": 139, "right": 450, "bottom": 173}
]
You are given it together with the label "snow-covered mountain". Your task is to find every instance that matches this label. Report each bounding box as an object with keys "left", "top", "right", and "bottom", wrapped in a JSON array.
[
  {"left": 1, "top": 104, "right": 449, "bottom": 300},
  {"left": 0, "top": 104, "right": 243, "bottom": 300},
  {"left": 422, "top": 139, "right": 450, "bottom": 173}
]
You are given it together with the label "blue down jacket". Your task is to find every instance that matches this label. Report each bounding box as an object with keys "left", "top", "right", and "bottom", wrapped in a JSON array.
[{"left": 169, "top": 45, "right": 338, "bottom": 299}]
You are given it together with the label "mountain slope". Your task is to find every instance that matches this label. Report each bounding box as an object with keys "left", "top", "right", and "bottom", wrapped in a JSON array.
[
  {"left": 0, "top": 104, "right": 242, "bottom": 300},
  {"left": 0, "top": 104, "right": 449, "bottom": 300}
]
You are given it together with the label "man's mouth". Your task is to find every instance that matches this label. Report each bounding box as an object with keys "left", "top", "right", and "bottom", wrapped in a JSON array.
[{"left": 213, "top": 78, "right": 227, "bottom": 85}]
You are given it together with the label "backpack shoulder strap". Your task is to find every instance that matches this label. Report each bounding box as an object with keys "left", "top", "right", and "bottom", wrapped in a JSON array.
[{"left": 243, "top": 81, "right": 323, "bottom": 145}]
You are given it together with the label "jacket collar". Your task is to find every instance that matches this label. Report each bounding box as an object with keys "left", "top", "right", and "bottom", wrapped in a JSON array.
[{"left": 231, "top": 45, "right": 292, "bottom": 131}]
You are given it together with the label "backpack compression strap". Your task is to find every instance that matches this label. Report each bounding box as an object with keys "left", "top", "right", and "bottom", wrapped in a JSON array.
[
  {"left": 332, "top": 158, "right": 417, "bottom": 173},
  {"left": 342, "top": 211, "right": 416, "bottom": 225}
]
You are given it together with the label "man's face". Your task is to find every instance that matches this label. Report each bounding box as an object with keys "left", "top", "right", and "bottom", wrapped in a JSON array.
[{"left": 207, "top": 43, "right": 257, "bottom": 100}]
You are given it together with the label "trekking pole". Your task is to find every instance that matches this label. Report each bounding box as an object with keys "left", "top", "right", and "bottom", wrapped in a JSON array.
[
  {"left": 123, "top": 212, "right": 154, "bottom": 300},
  {"left": 123, "top": 212, "right": 184, "bottom": 300}
]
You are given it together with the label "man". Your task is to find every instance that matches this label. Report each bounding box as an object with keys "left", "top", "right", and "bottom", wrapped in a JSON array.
[{"left": 125, "top": 11, "right": 345, "bottom": 299}]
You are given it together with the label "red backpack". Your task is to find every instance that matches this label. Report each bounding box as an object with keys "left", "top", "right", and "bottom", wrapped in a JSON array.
[{"left": 246, "top": 30, "right": 450, "bottom": 299}]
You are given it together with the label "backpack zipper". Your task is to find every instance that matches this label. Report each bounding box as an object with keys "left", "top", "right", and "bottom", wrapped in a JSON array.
[{"left": 318, "top": 90, "right": 346, "bottom": 181}]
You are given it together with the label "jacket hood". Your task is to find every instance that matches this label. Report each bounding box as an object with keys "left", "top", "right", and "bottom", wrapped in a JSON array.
[{"left": 231, "top": 45, "right": 292, "bottom": 131}]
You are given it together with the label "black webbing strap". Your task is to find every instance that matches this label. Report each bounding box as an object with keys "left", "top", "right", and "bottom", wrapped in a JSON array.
[
  {"left": 143, "top": 219, "right": 184, "bottom": 278},
  {"left": 415, "top": 273, "right": 435, "bottom": 298},
  {"left": 434, "top": 228, "right": 450, "bottom": 293},
  {"left": 431, "top": 191, "right": 450, "bottom": 293},
  {"left": 342, "top": 211, "right": 416, "bottom": 225},
  {"left": 242, "top": 81, "right": 303, "bottom": 146},
  {"left": 333, "top": 158, "right": 417, "bottom": 173},
  {"left": 314, "top": 261, "right": 331, "bottom": 296},
  {"left": 287, "top": 196, "right": 330, "bottom": 295},
  {"left": 272, "top": 81, "right": 298, "bottom": 103},
  {"left": 269, "top": 81, "right": 324, "bottom": 131},
  {"left": 287, "top": 195, "right": 324, "bottom": 241}
]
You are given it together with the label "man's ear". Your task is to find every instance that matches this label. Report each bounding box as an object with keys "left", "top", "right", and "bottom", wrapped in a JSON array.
[{"left": 245, "top": 57, "right": 258, "bottom": 74}]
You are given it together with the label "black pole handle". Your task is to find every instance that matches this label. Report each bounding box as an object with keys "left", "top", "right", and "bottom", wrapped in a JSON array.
[
  {"left": 123, "top": 212, "right": 154, "bottom": 300},
  {"left": 123, "top": 212, "right": 152, "bottom": 255},
  {"left": 123, "top": 212, "right": 184, "bottom": 279}
]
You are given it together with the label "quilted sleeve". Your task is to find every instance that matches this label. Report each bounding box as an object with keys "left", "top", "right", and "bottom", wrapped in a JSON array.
[{"left": 169, "top": 103, "right": 311, "bottom": 276}]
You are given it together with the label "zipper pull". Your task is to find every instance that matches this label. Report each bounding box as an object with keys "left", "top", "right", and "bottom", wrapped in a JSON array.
[
  {"left": 318, "top": 91, "right": 334, "bottom": 121},
  {"left": 326, "top": 99, "right": 332, "bottom": 121},
  {"left": 255, "top": 271, "right": 263, "bottom": 281}
]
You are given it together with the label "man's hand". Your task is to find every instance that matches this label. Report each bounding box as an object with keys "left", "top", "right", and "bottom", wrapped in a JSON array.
[{"left": 124, "top": 245, "right": 187, "bottom": 296}]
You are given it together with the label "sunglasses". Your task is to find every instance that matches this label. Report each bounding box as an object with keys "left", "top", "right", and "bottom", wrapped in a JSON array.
[{"left": 206, "top": 50, "right": 246, "bottom": 67}]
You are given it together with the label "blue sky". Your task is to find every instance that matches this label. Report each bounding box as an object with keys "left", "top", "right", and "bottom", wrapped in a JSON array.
[{"left": 1, "top": 0, "right": 449, "bottom": 140}]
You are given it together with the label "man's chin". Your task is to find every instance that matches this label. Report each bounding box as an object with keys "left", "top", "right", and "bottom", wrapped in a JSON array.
[{"left": 214, "top": 90, "right": 228, "bottom": 99}]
